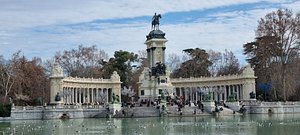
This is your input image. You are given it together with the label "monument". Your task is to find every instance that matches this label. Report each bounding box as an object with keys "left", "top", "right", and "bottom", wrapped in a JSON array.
[
  {"left": 49, "top": 60, "right": 64, "bottom": 105},
  {"left": 138, "top": 13, "right": 175, "bottom": 103},
  {"left": 138, "top": 13, "right": 257, "bottom": 114}
]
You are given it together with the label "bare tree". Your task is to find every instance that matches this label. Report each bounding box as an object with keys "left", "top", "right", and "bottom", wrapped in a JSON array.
[
  {"left": 207, "top": 49, "right": 240, "bottom": 76},
  {"left": 207, "top": 49, "right": 222, "bottom": 76},
  {"left": 257, "top": 9, "right": 300, "bottom": 100},
  {"left": 0, "top": 51, "right": 49, "bottom": 105},
  {"left": 217, "top": 49, "right": 241, "bottom": 76},
  {"left": 245, "top": 9, "right": 300, "bottom": 100},
  {"left": 55, "top": 45, "right": 109, "bottom": 78},
  {"left": 0, "top": 55, "right": 15, "bottom": 103},
  {"left": 166, "top": 53, "right": 182, "bottom": 72}
]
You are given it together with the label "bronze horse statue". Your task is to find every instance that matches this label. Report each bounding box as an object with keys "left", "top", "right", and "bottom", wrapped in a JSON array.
[{"left": 152, "top": 13, "right": 161, "bottom": 30}]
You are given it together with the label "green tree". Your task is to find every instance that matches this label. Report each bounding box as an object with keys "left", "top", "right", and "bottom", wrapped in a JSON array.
[
  {"left": 172, "top": 48, "right": 212, "bottom": 78},
  {"left": 102, "top": 50, "right": 138, "bottom": 87}
]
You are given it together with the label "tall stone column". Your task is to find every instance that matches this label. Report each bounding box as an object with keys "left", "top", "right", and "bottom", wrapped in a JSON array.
[
  {"left": 74, "top": 88, "right": 77, "bottom": 103},
  {"left": 106, "top": 89, "right": 109, "bottom": 103},
  {"left": 229, "top": 85, "right": 232, "bottom": 97},
  {"left": 91, "top": 88, "right": 94, "bottom": 104},
  {"left": 179, "top": 87, "right": 182, "bottom": 97},
  {"left": 83, "top": 88, "right": 86, "bottom": 103},
  {"left": 79, "top": 88, "right": 82, "bottom": 104},
  {"left": 50, "top": 61, "right": 64, "bottom": 104},
  {"left": 162, "top": 47, "right": 166, "bottom": 63},
  {"left": 96, "top": 88, "right": 99, "bottom": 103},
  {"left": 239, "top": 84, "right": 243, "bottom": 100},
  {"left": 236, "top": 85, "right": 240, "bottom": 100},
  {"left": 242, "top": 65, "right": 257, "bottom": 100},
  {"left": 151, "top": 48, "right": 155, "bottom": 67},
  {"left": 87, "top": 88, "right": 90, "bottom": 103},
  {"left": 189, "top": 87, "right": 192, "bottom": 101},
  {"left": 222, "top": 85, "right": 227, "bottom": 101},
  {"left": 69, "top": 87, "right": 72, "bottom": 104},
  {"left": 67, "top": 87, "right": 69, "bottom": 103},
  {"left": 71, "top": 87, "right": 74, "bottom": 104},
  {"left": 62, "top": 88, "right": 66, "bottom": 103}
]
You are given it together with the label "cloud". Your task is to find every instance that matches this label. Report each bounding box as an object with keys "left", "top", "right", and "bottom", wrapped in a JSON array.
[
  {"left": 1, "top": 0, "right": 300, "bottom": 64},
  {"left": 0, "top": 0, "right": 281, "bottom": 29}
]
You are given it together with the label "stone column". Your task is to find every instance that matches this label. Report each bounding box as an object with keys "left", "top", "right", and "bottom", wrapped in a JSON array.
[
  {"left": 72, "top": 87, "right": 74, "bottom": 104},
  {"left": 83, "top": 88, "right": 85, "bottom": 103},
  {"left": 236, "top": 85, "right": 240, "bottom": 100},
  {"left": 106, "top": 89, "right": 109, "bottom": 103},
  {"left": 151, "top": 48, "right": 155, "bottom": 67},
  {"left": 96, "top": 88, "right": 99, "bottom": 103},
  {"left": 189, "top": 87, "right": 193, "bottom": 101},
  {"left": 69, "top": 87, "right": 72, "bottom": 104},
  {"left": 183, "top": 87, "right": 187, "bottom": 100},
  {"left": 223, "top": 86, "right": 226, "bottom": 101},
  {"left": 240, "top": 84, "right": 243, "bottom": 100},
  {"left": 192, "top": 87, "right": 195, "bottom": 102},
  {"left": 79, "top": 88, "right": 82, "bottom": 104},
  {"left": 63, "top": 87, "right": 67, "bottom": 104},
  {"left": 74, "top": 88, "right": 77, "bottom": 104},
  {"left": 196, "top": 87, "right": 198, "bottom": 101},
  {"left": 87, "top": 88, "right": 90, "bottom": 103},
  {"left": 162, "top": 47, "right": 166, "bottom": 63},
  {"left": 215, "top": 86, "right": 217, "bottom": 101},
  {"left": 66, "top": 87, "right": 70, "bottom": 104},
  {"left": 91, "top": 88, "right": 94, "bottom": 104},
  {"left": 67, "top": 87, "right": 72, "bottom": 104},
  {"left": 101, "top": 88, "right": 104, "bottom": 103},
  {"left": 147, "top": 49, "right": 152, "bottom": 68},
  {"left": 229, "top": 85, "right": 232, "bottom": 97},
  {"left": 179, "top": 87, "right": 183, "bottom": 97}
]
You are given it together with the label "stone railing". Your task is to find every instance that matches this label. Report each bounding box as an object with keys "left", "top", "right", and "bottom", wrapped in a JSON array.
[
  {"left": 241, "top": 101, "right": 300, "bottom": 106},
  {"left": 12, "top": 105, "right": 106, "bottom": 111},
  {"left": 63, "top": 77, "right": 116, "bottom": 83},
  {"left": 12, "top": 106, "right": 44, "bottom": 110},
  {"left": 281, "top": 102, "right": 300, "bottom": 105},
  {"left": 170, "top": 73, "right": 255, "bottom": 83}
]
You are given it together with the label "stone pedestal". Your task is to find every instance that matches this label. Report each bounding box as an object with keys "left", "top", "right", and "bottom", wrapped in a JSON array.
[
  {"left": 53, "top": 101, "right": 64, "bottom": 109},
  {"left": 159, "top": 100, "right": 168, "bottom": 115},
  {"left": 109, "top": 104, "right": 121, "bottom": 115},
  {"left": 226, "top": 101, "right": 240, "bottom": 111},
  {"left": 202, "top": 101, "right": 215, "bottom": 113}
]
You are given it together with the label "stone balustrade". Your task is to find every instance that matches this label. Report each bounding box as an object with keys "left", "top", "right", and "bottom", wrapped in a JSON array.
[
  {"left": 12, "top": 105, "right": 106, "bottom": 111},
  {"left": 63, "top": 77, "right": 114, "bottom": 83},
  {"left": 170, "top": 74, "right": 247, "bottom": 83}
]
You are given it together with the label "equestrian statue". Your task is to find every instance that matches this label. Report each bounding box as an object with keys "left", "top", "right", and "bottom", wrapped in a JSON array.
[{"left": 152, "top": 13, "right": 161, "bottom": 30}]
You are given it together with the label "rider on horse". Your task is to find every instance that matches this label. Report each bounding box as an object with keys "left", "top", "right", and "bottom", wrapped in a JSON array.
[{"left": 152, "top": 13, "right": 161, "bottom": 30}]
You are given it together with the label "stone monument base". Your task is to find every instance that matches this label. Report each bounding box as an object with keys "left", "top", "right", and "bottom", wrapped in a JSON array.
[
  {"left": 226, "top": 101, "right": 240, "bottom": 111},
  {"left": 202, "top": 101, "right": 215, "bottom": 113},
  {"left": 109, "top": 104, "right": 121, "bottom": 115},
  {"left": 49, "top": 101, "right": 64, "bottom": 109}
]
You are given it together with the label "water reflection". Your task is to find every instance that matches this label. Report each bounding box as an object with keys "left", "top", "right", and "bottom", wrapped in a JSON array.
[{"left": 1, "top": 114, "right": 300, "bottom": 135}]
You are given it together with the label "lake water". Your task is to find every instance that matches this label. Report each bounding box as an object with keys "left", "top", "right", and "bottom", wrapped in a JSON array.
[{"left": 1, "top": 114, "right": 300, "bottom": 135}]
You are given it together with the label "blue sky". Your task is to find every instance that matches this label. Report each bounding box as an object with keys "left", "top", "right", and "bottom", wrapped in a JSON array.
[{"left": 0, "top": 0, "right": 300, "bottom": 65}]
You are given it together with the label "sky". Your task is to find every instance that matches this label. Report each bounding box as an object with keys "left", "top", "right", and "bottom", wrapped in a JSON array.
[{"left": 1, "top": 0, "right": 300, "bottom": 65}]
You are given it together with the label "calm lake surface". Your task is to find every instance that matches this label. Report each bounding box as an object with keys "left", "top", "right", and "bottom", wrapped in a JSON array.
[{"left": 1, "top": 114, "right": 300, "bottom": 135}]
